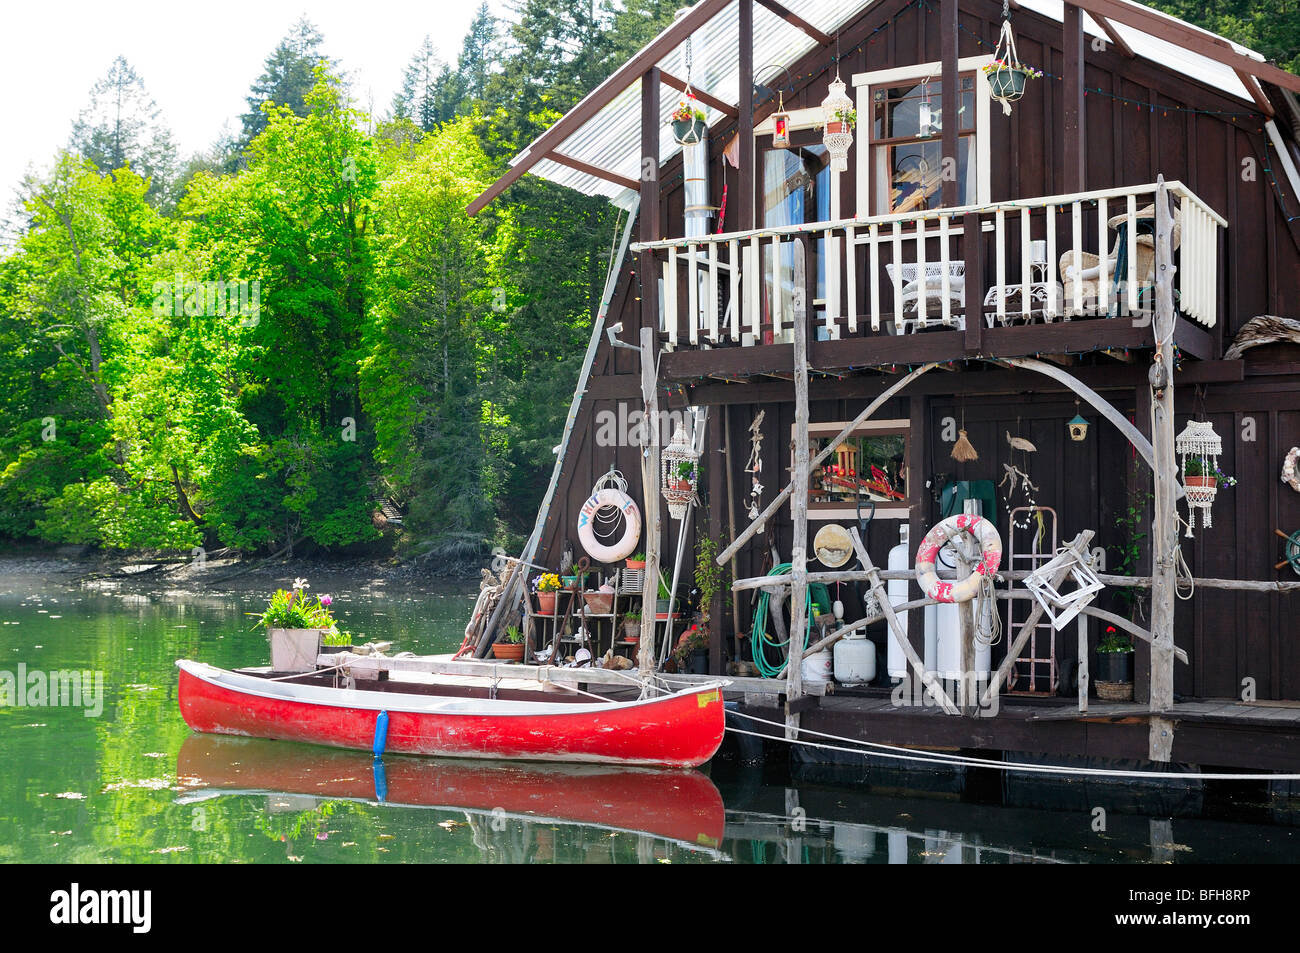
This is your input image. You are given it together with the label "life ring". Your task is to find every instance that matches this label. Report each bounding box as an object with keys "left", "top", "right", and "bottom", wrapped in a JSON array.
[
  {"left": 914, "top": 514, "right": 1003, "bottom": 603},
  {"left": 1283, "top": 447, "right": 1300, "bottom": 494},
  {"left": 577, "top": 489, "right": 642, "bottom": 563}
]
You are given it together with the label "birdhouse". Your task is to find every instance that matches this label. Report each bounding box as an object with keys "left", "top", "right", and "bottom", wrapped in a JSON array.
[
  {"left": 1067, "top": 402, "right": 1089, "bottom": 442},
  {"left": 661, "top": 426, "right": 700, "bottom": 520}
]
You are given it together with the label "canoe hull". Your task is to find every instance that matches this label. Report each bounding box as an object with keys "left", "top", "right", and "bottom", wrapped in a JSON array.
[{"left": 176, "top": 660, "right": 726, "bottom": 769}]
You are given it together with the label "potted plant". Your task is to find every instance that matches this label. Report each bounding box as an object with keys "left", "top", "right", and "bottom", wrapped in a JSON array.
[
  {"left": 655, "top": 571, "right": 674, "bottom": 618},
  {"left": 251, "top": 579, "right": 336, "bottom": 672},
  {"left": 673, "top": 625, "right": 709, "bottom": 675},
  {"left": 626, "top": 551, "right": 646, "bottom": 570},
  {"left": 533, "top": 572, "right": 562, "bottom": 615},
  {"left": 1182, "top": 457, "right": 1237, "bottom": 492},
  {"left": 1095, "top": 625, "right": 1135, "bottom": 701},
  {"left": 670, "top": 96, "right": 707, "bottom": 144},
  {"left": 982, "top": 58, "right": 1043, "bottom": 108},
  {"left": 825, "top": 107, "right": 856, "bottom": 135},
  {"left": 320, "top": 628, "right": 354, "bottom": 655},
  {"left": 492, "top": 625, "right": 525, "bottom": 661},
  {"left": 622, "top": 610, "right": 642, "bottom": 643}
]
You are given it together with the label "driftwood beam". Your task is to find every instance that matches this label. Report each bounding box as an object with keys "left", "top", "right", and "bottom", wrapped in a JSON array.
[{"left": 716, "top": 362, "right": 938, "bottom": 565}]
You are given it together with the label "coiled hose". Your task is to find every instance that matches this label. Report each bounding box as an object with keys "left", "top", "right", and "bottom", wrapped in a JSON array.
[{"left": 752, "top": 564, "right": 831, "bottom": 678}]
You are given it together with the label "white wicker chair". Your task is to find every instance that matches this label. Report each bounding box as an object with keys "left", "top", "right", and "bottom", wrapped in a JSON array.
[{"left": 885, "top": 262, "right": 966, "bottom": 332}]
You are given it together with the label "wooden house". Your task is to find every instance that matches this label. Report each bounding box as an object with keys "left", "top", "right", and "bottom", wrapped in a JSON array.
[{"left": 469, "top": 0, "right": 1300, "bottom": 772}]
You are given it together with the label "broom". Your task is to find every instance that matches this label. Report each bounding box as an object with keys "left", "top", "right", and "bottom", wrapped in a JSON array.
[{"left": 951, "top": 429, "right": 979, "bottom": 462}]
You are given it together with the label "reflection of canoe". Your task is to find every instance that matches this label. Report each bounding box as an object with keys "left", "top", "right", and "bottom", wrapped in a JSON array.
[
  {"left": 176, "top": 660, "right": 726, "bottom": 768},
  {"left": 177, "top": 734, "right": 725, "bottom": 848}
]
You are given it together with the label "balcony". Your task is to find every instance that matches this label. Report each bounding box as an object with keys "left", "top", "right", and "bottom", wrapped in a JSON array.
[{"left": 630, "top": 181, "right": 1226, "bottom": 381}]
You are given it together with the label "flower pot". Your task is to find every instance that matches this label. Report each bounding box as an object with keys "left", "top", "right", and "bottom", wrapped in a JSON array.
[
  {"left": 536, "top": 591, "right": 558, "bottom": 615},
  {"left": 319, "top": 643, "right": 353, "bottom": 655},
  {"left": 687, "top": 649, "right": 709, "bottom": 675},
  {"left": 825, "top": 120, "right": 847, "bottom": 135},
  {"left": 622, "top": 622, "right": 641, "bottom": 643},
  {"left": 1094, "top": 651, "right": 1134, "bottom": 701},
  {"left": 491, "top": 642, "right": 524, "bottom": 661},
  {"left": 268, "top": 628, "right": 323, "bottom": 672},
  {"left": 625, "top": 559, "right": 646, "bottom": 570},
  {"left": 583, "top": 591, "right": 614, "bottom": 615},
  {"left": 656, "top": 598, "right": 671, "bottom": 615},
  {"left": 671, "top": 117, "right": 707, "bottom": 144},
  {"left": 986, "top": 66, "right": 1030, "bottom": 102}
]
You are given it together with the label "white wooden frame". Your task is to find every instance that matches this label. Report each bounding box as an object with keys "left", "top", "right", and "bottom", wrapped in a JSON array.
[
  {"left": 853, "top": 57, "right": 993, "bottom": 218},
  {"left": 793, "top": 418, "right": 912, "bottom": 521}
]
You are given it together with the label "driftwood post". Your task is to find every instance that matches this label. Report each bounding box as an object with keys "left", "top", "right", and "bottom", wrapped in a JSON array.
[
  {"left": 1148, "top": 175, "right": 1178, "bottom": 727},
  {"left": 785, "top": 240, "right": 810, "bottom": 738},
  {"left": 638, "top": 327, "right": 661, "bottom": 678}
]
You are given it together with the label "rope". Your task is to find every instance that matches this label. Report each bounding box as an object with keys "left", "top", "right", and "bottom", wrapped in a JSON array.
[
  {"left": 725, "top": 708, "right": 1300, "bottom": 781},
  {"left": 264, "top": 661, "right": 350, "bottom": 681}
]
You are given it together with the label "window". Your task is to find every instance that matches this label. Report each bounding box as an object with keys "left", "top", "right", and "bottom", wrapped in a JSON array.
[
  {"left": 853, "top": 58, "right": 992, "bottom": 218},
  {"left": 793, "top": 419, "right": 913, "bottom": 520},
  {"left": 758, "top": 134, "right": 831, "bottom": 343}
]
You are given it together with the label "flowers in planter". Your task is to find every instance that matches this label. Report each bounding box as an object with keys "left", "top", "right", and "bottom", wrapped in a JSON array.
[
  {"left": 672, "top": 624, "right": 708, "bottom": 666},
  {"left": 532, "top": 573, "right": 562, "bottom": 593},
  {"left": 251, "top": 578, "right": 336, "bottom": 630},
  {"left": 670, "top": 95, "right": 708, "bottom": 144},
  {"left": 985, "top": 17, "right": 1043, "bottom": 115},
  {"left": 1182, "top": 457, "right": 1237, "bottom": 487},
  {"left": 1097, "top": 625, "right": 1133, "bottom": 654}
]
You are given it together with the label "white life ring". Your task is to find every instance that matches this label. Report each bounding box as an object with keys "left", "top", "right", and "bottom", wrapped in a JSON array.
[
  {"left": 914, "top": 514, "right": 1003, "bottom": 604},
  {"left": 1283, "top": 447, "right": 1300, "bottom": 494},
  {"left": 577, "top": 489, "right": 642, "bottom": 563}
]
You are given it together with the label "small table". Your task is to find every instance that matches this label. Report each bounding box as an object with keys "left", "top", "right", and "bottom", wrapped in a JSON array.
[{"left": 982, "top": 281, "right": 1067, "bottom": 325}]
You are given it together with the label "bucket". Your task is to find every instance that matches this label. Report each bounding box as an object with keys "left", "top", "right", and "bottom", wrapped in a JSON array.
[{"left": 801, "top": 650, "right": 834, "bottom": 685}]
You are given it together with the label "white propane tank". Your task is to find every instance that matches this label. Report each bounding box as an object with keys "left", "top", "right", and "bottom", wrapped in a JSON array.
[
  {"left": 834, "top": 632, "right": 877, "bottom": 686},
  {"left": 801, "top": 649, "right": 834, "bottom": 685},
  {"left": 887, "top": 523, "right": 939, "bottom": 679},
  {"left": 886, "top": 524, "right": 911, "bottom": 680}
]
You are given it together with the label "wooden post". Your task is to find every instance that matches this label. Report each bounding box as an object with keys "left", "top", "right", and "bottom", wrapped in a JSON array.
[
  {"left": 785, "top": 239, "right": 810, "bottom": 738},
  {"left": 955, "top": 550, "right": 977, "bottom": 713},
  {"left": 640, "top": 67, "right": 660, "bottom": 333},
  {"left": 940, "top": 0, "right": 959, "bottom": 208},
  {"left": 738, "top": 0, "right": 755, "bottom": 231},
  {"left": 1063, "top": 4, "right": 1086, "bottom": 193},
  {"left": 707, "top": 411, "right": 725, "bottom": 673},
  {"left": 1077, "top": 614, "right": 1089, "bottom": 713},
  {"left": 724, "top": 405, "right": 743, "bottom": 662},
  {"left": 638, "top": 327, "right": 661, "bottom": 678},
  {"left": 1148, "top": 176, "right": 1178, "bottom": 721}
]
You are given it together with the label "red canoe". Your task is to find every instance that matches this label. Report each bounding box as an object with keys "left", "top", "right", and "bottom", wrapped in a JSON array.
[
  {"left": 176, "top": 734, "right": 726, "bottom": 849},
  {"left": 176, "top": 660, "right": 726, "bottom": 769}
]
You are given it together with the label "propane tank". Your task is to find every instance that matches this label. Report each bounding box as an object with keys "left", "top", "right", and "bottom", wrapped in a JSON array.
[
  {"left": 834, "top": 631, "right": 877, "bottom": 686},
  {"left": 886, "top": 524, "right": 910, "bottom": 680}
]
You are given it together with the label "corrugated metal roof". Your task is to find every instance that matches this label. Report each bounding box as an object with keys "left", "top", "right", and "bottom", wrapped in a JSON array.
[{"left": 515, "top": 0, "right": 1268, "bottom": 203}]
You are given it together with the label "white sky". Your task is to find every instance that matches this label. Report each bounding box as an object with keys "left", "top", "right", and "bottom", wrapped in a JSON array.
[{"left": 0, "top": 1, "right": 509, "bottom": 205}]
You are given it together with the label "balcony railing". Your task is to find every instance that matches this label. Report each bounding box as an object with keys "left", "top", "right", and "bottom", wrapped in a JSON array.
[{"left": 630, "top": 181, "right": 1226, "bottom": 353}]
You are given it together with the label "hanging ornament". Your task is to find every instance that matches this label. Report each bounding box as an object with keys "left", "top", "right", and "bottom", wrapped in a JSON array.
[
  {"left": 771, "top": 89, "right": 791, "bottom": 148},
  {"left": 662, "top": 426, "right": 700, "bottom": 520},
  {"left": 1282, "top": 447, "right": 1300, "bottom": 494},
  {"left": 983, "top": 8, "right": 1043, "bottom": 116},
  {"left": 951, "top": 429, "right": 978, "bottom": 462},
  {"left": 820, "top": 73, "right": 855, "bottom": 172},
  {"left": 670, "top": 90, "right": 708, "bottom": 145},
  {"left": 1175, "top": 420, "right": 1234, "bottom": 536},
  {"left": 745, "top": 411, "right": 766, "bottom": 528},
  {"left": 1068, "top": 400, "right": 1089, "bottom": 442}
]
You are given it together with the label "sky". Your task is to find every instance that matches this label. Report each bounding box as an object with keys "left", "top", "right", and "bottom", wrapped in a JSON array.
[{"left": 0, "top": 0, "right": 509, "bottom": 206}]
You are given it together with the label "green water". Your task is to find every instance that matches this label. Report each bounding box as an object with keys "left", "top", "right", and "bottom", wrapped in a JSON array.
[{"left": 2, "top": 565, "right": 1298, "bottom": 864}]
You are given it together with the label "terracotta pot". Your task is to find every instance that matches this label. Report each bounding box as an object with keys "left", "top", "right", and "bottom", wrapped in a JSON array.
[
  {"left": 584, "top": 591, "right": 614, "bottom": 615},
  {"left": 536, "top": 591, "right": 557, "bottom": 615},
  {"left": 491, "top": 643, "right": 524, "bottom": 661},
  {"left": 1184, "top": 475, "right": 1218, "bottom": 490},
  {"left": 625, "top": 559, "right": 646, "bottom": 570},
  {"left": 825, "top": 120, "right": 847, "bottom": 134}
]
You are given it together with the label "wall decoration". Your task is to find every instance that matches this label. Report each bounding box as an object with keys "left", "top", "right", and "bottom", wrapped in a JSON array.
[
  {"left": 1283, "top": 447, "right": 1300, "bottom": 494},
  {"left": 1176, "top": 420, "right": 1234, "bottom": 536}
]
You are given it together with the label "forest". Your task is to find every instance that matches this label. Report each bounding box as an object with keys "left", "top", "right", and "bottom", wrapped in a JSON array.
[{"left": 0, "top": 0, "right": 1293, "bottom": 561}]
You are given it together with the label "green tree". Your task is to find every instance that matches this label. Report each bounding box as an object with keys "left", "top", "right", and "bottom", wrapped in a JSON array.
[{"left": 240, "top": 17, "right": 334, "bottom": 148}]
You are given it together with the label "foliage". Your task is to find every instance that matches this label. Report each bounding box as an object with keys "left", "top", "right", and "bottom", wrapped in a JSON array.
[
  {"left": 1111, "top": 460, "right": 1152, "bottom": 619},
  {"left": 694, "top": 526, "right": 724, "bottom": 623},
  {"left": 321, "top": 629, "right": 353, "bottom": 646},
  {"left": 532, "top": 572, "right": 562, "bottom": 592},
  {"left": 502, "top": 625, "right": 523, "bottom": 644},
  {"left": 672, "top": 624, "right": 707, "bottom": 664},
  {"left": 1183, "top": 457, "right": 1237, "bottom": 486},
  {"left": 1098, "top": 625, "right": 1134, "bottom": 654},
  {"left": 251, "top": 579, "right": 336, "bottom": 630}
]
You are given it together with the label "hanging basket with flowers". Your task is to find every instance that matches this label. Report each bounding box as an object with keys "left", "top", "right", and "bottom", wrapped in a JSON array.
[
  {"left": 1176, "top": 420, "right": 1236, "bottom": 536},
  {"left": 670, "top": 93, "right": 708, "bottom": 145},
  {"left": 820, "top": 74, "right": 856, "bottom": 172},
  {"left": 984, "top": 19, "right": 1043, "bottom": 115},
  {"left": 661, "top": 426, "right": 700, "bottom": 520}
]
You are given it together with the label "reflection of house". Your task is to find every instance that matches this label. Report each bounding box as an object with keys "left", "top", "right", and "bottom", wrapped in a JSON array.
[{"left": 470, "top": 0, "right": 1300, "bottom": 772}]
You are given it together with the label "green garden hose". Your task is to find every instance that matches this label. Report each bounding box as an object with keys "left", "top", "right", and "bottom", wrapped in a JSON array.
[{"left": 752, "top": 563, "right": 832, "bottom": 678}]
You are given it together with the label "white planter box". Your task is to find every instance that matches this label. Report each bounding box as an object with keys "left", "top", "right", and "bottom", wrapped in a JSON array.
[{"left": 269, "top": 628, "right": 323, "bottom": 672}]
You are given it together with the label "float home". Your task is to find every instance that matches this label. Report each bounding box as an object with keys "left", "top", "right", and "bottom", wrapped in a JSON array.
[{"left": 467, "top": 0, "right": 1300, "bottom": 773}]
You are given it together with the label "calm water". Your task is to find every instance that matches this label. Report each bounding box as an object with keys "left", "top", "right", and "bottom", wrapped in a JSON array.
[{"left": 1, "top": 565, "right": 1297, "bottom": 864}]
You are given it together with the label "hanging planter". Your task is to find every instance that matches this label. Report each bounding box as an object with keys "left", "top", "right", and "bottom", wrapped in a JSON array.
[
  {"left": 661, "top": 426, "right": 700, "bottom": 521},
  {"left": 820, "top": 75, "right": 855, "bottom": 172},
  {"left": 984, "top": 19, "right": 1043, "bottom": 115},
  {"left": 670, "top": 93, "right": 708, "bottom": 145},
  {"left": 1176, "top": 420, "right": 1236, "bottom": 536}
]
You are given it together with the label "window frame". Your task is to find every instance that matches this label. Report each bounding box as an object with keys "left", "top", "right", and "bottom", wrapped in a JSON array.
[
  {"left": 792, "top": 418, "right": 914, "bottom": 522},
  {"left": 852, "top": 57, "right": 993, "bottom": 218}
]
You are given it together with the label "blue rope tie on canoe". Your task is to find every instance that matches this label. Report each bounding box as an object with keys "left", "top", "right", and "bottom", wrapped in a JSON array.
[{"left": 373, "top": 710, "right": 389, "bottom": 757}]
